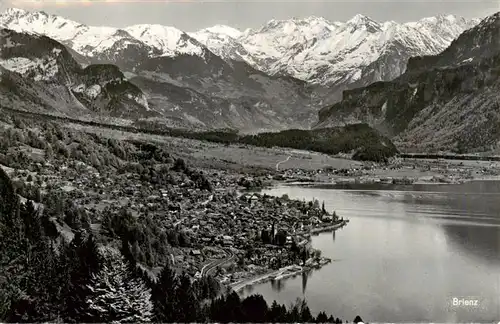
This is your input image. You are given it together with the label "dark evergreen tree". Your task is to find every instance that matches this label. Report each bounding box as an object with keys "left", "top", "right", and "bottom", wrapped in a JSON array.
[
  {"left": 171, "top": 158, "right": 187, "bottom": 172},
  {"left": 288, "top": 300, "right": 301, "bottom": 322},
  {"left": 208, "top": 295, "right": 227, "bottom": 322},
  {"left": 299, "top": 299, "right": 314, "bottom": 322},
  {"left": 20, "top": 200, "right": 42, "bottom": 241},
  {"left": 226, "top": 291, "right": 244, "bottom": 323},
  {"left": 3, "top": 196, "right": 68, "bottom": 322},
  {"left": 316, "top": 311, "right": 328, "bottom": 323},
  {"left": 241, "top": 294, "right": 268, "bottom": 322},
  {"left": 152, "top": 263, "right": 179, "bottom": 322},
  {"left": 174, "top": 272, "right": 199, "bottom": 322},
  {"left": 7, "top": 237, "right": 58, "bottom": 322},
  {"left": 267, "top": 300, "right": 282, "bottom": 322},
  {"left": 60, "top": 231, "right": 101, "bottom": 323},
  {"left": 0, "top": 169, "right": 26, "bottom": 321},
  {"left": 275, "top": 229, "right": 287, "bottom": 246}
]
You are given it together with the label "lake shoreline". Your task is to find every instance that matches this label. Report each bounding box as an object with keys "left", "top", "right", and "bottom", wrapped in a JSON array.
[
  {"left": 228, "top": 220, "right": 348, "bottom": 294},
  {"left": 239, "top": 181, "right": 500, "bottom": 322}
]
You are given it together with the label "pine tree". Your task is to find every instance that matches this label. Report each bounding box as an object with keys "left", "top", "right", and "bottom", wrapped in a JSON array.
[
  {"left": 241, "top": 294, "right": 268, "bottom": 322},
  {"left": 61, "top": 231, "right": 101, "bottom": 323},
  {"left": 316, "top": 311, "right": 328, "bottom": 323},
  {"left": 16, "top": 238, "right": 61, "bottom": 322},
  {"left": 268, "top": 300, "right": 281, "bottom": 322},
  {"left": 299, "top": 299, "right": 313, "bottom": 322},
  {"left": 86, "top": 247, "right": 152, "bottom": 323},
  {"left": 280, "top": 304, "right": 288, "bottom": 322},
  {"left": 0, "top": 169, "right": 24, "bottom": 320},
  {"left": 288, "top": 299, "right": 301, "bottom": 322},
  {"left": 151, "top": 263, "right": 179, "bottom": 322},
  {"left": 224, "top": 291, "right": 244, "bottom": 323},
  {"left": 174, "top": 272, "right": 199, "bottom": 322},
  {"left": 4, "top": 197, "right": 64, "bottom": 322}
]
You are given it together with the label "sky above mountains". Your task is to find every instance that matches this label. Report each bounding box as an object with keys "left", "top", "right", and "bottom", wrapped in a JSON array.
[{"left": 0, "top": 0, "right": 498, "bottom": 31}]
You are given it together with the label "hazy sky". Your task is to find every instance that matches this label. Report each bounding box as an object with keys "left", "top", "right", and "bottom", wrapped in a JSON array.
[{"left": 2, "top": 0, "right": 499, "bottom": 31}]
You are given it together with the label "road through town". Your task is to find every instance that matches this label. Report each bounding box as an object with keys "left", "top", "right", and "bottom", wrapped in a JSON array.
[{"left": 201, "top": 249, "right": 235, "bottom": 277}]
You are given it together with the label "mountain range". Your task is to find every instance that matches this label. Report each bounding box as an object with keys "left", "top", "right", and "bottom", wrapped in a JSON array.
[
  {"left": 0, "top": 7, "right": 489, "bottom": 136},
  {"left": 317, "top": 12, "right": 500, "bottom": 153}
]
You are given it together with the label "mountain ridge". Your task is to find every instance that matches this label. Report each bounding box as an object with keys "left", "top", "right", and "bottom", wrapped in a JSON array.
[
  {"left": 0, "top": 7, "right": 490, "bottom": 134},
  {"left": 0, "top": 23, "right": 318, "bottom": 132},
  {"left": 1, "top": 7, "right": 481, "bottom": 85},
  {"left": 316, "top": 11, "right": 500, "bottom": 153},
  {"left": 0, "top": 28, "right": 153, "bottom": 120}
]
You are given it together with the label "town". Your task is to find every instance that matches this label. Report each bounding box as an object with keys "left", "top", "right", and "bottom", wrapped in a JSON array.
[{"left": 0, "top": 117, "right": 348, "bottom": 294}]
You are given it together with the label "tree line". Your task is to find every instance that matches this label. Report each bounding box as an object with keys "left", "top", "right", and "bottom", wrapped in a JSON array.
[{"left": 1, "top": 107, "right": 397, "bottom": 163}]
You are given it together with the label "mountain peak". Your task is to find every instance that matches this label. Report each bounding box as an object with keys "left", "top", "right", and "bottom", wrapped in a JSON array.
[
  {"left": 124, "top": 24, "right": 206, "bottom": 57},
  {"left": 346, "top": 14, "right": 378, "bottom": 25},
  {"left": 294, "top": 16, "right": 331, "bottom": 24},
  {"left": 345, "top": 14, "right": 381, "bottom": 32},
  {"left": 198, "top": 25, "right": 242, "bottom": 39},
  {"left": 1, "top": 8, "right": 53, "bottom": 21},
  {"left": 1, "top": 7, "right": 27, "bottom": 24},
  {"left": 3, "top": 7, "right": 27, "bottom": 15},
  {"left": 418, "top": 14, "right": 459, "bottom": 24}
]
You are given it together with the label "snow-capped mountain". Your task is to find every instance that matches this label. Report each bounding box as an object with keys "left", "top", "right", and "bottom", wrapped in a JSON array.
[
  {"left": 188, "top": 25, "right": 248, "bottom": 62},
  {"left": 1, "top": 8, "right": 479, "bottom": 87},
  {"left": 1, "top": 8, "right": 145, "bottom": 56},
  {"left": 0, "top": 8, "right": 208, "bottom": 70},
  {"left": 124, "top": 24, "right": 205, "bottom": 57},
  {"left": 0, "top": 7, "right": 487, "bottom": 132},
  {"left": 0, "top": 28, "right": 152, "bottom": 119},
  {"left": 0, "top": 8, "right": 320, "bottom": 131},
  {"left": 316, "top": 12, "right": 500, "bottom": 153},
  {"left": 232, "top": 14, "right": 480, "bottom": 86}
]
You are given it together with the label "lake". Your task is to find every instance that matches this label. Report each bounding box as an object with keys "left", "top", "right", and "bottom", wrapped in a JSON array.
[{"left": 240, "top": 181, "right": 500, "bottom": 322}]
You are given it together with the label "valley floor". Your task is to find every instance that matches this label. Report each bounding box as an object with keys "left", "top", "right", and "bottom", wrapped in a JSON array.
[{"left": 68, "top": 122, "right": 500, "bottom": 185}]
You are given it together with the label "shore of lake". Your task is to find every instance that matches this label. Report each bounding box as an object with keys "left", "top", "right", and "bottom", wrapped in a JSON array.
[
  {"left": 225, "top": 219, "right": 348, "bottom": 294},
  {"left": 229, "top": 257, "right": 333, "bottom": 294}
]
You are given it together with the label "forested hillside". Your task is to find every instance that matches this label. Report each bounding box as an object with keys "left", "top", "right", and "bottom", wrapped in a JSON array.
[
  {"left": 0, "top": 111, "right": 344, "bottom": 323},
  {"left": 134, "top": 121, "right": 399, "bottom": 163}
]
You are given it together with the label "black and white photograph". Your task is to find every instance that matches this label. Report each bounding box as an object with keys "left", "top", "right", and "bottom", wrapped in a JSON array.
[{"left": 0, "top": 0, "right": 499, "bottom": 322}]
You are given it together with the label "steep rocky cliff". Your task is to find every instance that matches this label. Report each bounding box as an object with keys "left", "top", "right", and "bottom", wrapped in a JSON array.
[
  {"left": 316, "top": 12, "right": 500, "bottom": 153},
  {"left": 0, "top": 28, "right": 153, "bottom": 119}
]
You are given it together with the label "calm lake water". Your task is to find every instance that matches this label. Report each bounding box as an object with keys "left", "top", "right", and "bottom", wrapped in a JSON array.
[{"left": 240, "top": 181, "right": 500, "bottom": 322}]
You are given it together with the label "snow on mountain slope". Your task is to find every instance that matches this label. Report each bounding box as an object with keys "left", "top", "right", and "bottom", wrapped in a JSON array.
[
  {"left": 0, "top": 27, "right": 153, "bottom": 119},
  {"left": 0, "top": 8, "right": 130, "bottom": 57},
  {"left": 190, "top": 25, "right": 242, "bottom": 42},
  {"left": 1, "top": 7, "right": 480, "bottom": 87},
  {"left": 0, "top": 9, "right": 318, "bottom": 131},
  {"left": 0, "top": 54, "right": 59, "bottom": 82},
  {"left": 0, "top": 8, "right": 205, "bottom": 65},
  {"left": 124, "top": 24, "right": 205, "bottom": 57},
  {"left": 188, "top": 25, "right": 247, "bottom": 61},
  {"left": 315, "top": 12, "right": 500, "bottom": 152},
  {"left": 235, "top": 14, "right": 480, "bottom": 85}
]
